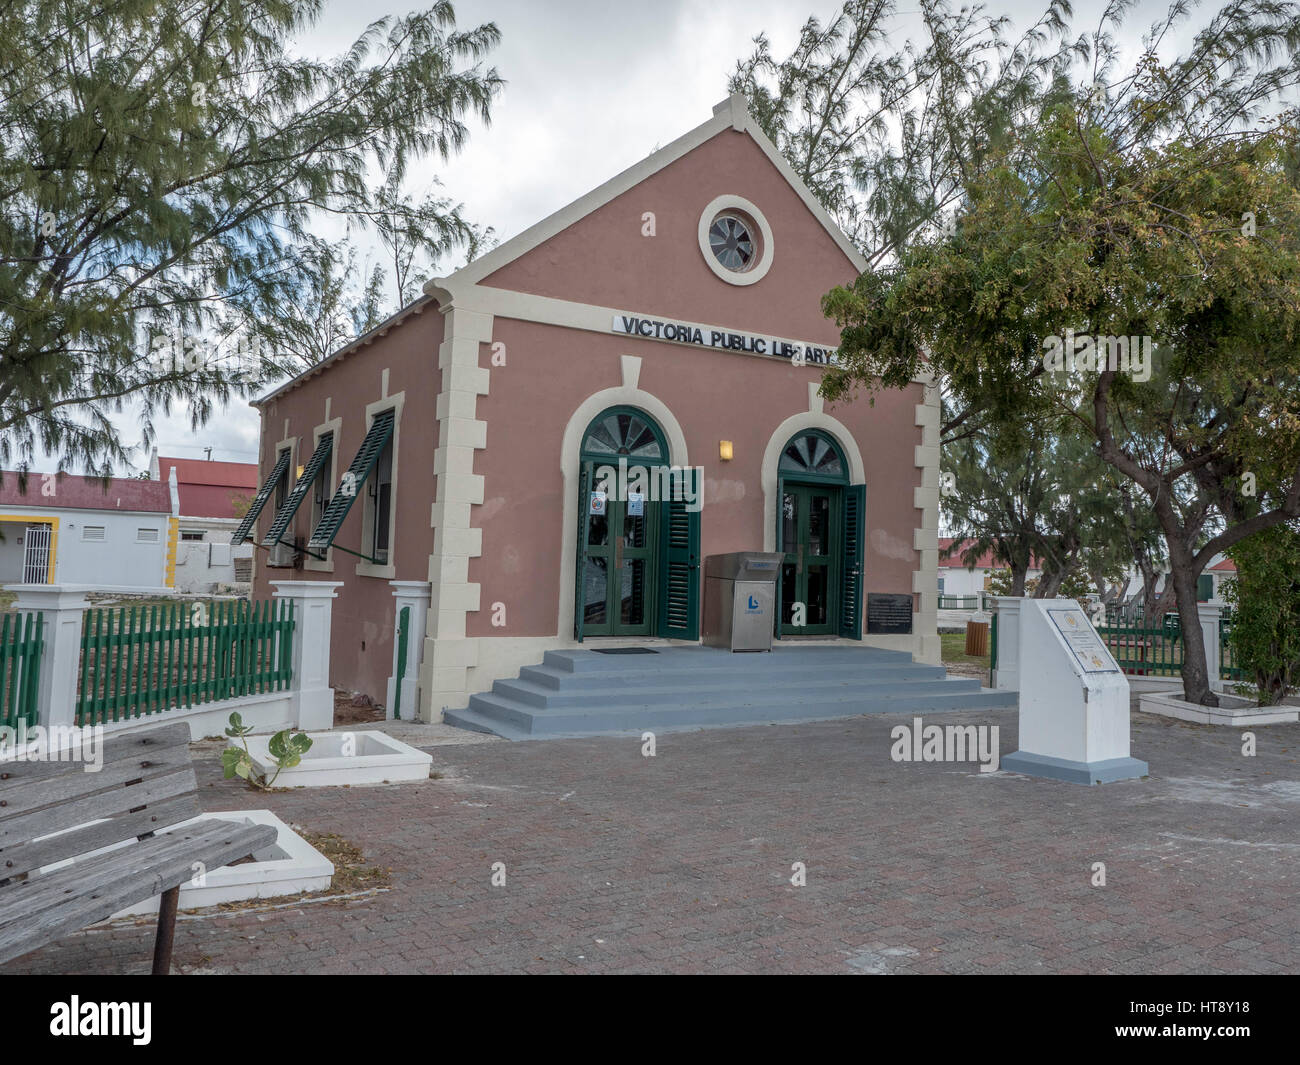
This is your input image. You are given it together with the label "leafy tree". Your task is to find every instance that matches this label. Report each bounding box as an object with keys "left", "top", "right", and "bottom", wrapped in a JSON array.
[
  {"left": 729, "top": 0, "right": 1078, "bottom": 281},
  {"left": 1223, "top": 525, "right": 1300, "bottom": 705},
  {"left": 0, "top": 0, "right": 501, "bottom": 473},
  {"left": 820, "top": 5, "right": 1300, "bottom": 706}
]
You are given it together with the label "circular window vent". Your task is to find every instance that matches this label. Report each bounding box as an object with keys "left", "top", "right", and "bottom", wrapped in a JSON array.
[{"left": 697, "top": 196, "right": 774, "bottom": 285}]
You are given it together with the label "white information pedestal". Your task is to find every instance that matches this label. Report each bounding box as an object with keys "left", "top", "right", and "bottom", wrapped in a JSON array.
[{"left": 1000, "top": 598, "right": 1148, "bottom": 785}]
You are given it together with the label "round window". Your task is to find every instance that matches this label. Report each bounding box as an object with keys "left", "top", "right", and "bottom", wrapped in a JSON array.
[
  {"left": 708, "top": 212, "right": 757, "bottom": 272},
  {"left": 697, "top": 195, "right": 774, "bottom": 285}
]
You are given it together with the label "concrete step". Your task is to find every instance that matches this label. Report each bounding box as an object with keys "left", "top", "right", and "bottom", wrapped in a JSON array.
[
  {"left": 459, "top": 682, "right": 1016, "bottom": 737},
  {"left": 493, "top": 674, "right": 981, "bottom": 709},
  {"left": 541, "top": 646, "right": 915, "bottom": 673},
  {"left": 517, "top": 659, "right": 947, "bottom": 690}
]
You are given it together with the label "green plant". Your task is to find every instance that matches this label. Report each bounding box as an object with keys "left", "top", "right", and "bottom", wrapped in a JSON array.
[
  {"left": 1223, "top": 527, "right": 1300, "bottom": 706},
  {"left": 222, "top": 711, "right": 313, "bottom": 789}
]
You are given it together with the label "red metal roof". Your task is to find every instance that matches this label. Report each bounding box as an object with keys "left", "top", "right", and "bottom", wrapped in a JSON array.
[
  {"left": 158, "top": 456, "right": 258, "bottom": 520},
  {"left": 1208, "top": 558, "right": 1237, "bottom": 572},
  {"left": 0, "top": 471, "right": 171, "bottom": 513},
  {"left": 938, "top": 537, "right": 1046, "bottom": 570}
]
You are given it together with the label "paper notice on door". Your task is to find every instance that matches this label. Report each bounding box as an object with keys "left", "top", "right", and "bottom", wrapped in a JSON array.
[
  {"left": 588, "top": 491, "right": 606, "bottom": 516},
  {"left": 1047, "top": 607, "right": 1120, "bottom": 674},
  {"left": 627, "top": 492, "right": 645, "bottom": 516}
]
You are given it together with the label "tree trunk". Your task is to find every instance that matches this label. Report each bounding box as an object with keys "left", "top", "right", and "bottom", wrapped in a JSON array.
[
  {"left": 1036, "top": 570, "right": 1065, "bottom": 598},
  {"left": 1009, "top": 566, "right": 1028, "bottom": 597},
  {"left": 1168, "top": 562, "right": 1216, "bottom": 706}
]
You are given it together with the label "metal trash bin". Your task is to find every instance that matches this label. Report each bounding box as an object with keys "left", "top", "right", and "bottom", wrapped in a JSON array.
[{"left": 702, "top": 551, "right": 784, "bottom": 652}]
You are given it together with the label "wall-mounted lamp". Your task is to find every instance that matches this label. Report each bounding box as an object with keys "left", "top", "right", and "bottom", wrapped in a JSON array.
[
  {"left": 719, "top": 440, "right": 734, "bottom": 461},
  {"left": 296, "top": 465, "right": 305, "bottom": 480}
]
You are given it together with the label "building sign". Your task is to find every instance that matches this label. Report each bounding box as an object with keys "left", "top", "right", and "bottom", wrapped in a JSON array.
[
  {"left": 612, "top": 314, "right": 837, "bottom": 365},
  {"left": 1047, "top": 607, "right": 1119, "bottom": 674},
  {"left": 867, "top": 592, "right": 913, "bottom": 635}
]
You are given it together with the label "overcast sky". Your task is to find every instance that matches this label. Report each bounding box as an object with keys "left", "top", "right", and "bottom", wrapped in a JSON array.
[{"left": 125, "top": 0, "right": 1187, "bottom": 475}]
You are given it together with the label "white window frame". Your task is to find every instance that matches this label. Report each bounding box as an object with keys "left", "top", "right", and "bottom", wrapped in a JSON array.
[{"left": 356, "top": 391, "right": 403, "bottom": 580}]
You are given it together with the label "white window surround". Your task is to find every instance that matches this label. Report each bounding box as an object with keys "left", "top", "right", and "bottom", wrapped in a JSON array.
[
  {"left": 356, "top": 391, "right": 403, "bottom": 581},
  {"left": 305, "top": 416, "right": 341, "bottom": 574},
  {"left": 697, "top": 194, "right": 775, "bottom": 286}
]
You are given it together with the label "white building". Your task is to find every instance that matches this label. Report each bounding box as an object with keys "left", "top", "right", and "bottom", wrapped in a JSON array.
[
  {"left": 150, "top": 454, "right": 257, "bottom": 593},
  {"left": 0, "top": 472, "right": 173, "bottom": 589}
]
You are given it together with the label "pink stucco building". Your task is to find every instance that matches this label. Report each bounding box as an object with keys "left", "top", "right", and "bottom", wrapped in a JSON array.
[{"left": 245, "top": 95, "right": 941, "bottom": 719}]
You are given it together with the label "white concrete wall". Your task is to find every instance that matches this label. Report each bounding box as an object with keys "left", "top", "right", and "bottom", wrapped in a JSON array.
[
  {"left": 0, "top": 521, "right": 27, "bottom": 582},
  {"left": 0, "top": 506, "right": 170, "bottom": 588},
  {"left": 172, "top": 518, "right": 253, "bottom": 593}
]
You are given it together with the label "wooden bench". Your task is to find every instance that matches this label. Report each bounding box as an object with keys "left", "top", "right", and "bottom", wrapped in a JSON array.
[{"left": 0, "top": 721, "right": 277, "bottom": 973}]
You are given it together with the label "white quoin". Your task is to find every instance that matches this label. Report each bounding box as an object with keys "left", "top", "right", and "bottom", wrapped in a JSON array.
[
  {"left": 386, "top": 581, "right": 431, "bottom": 720},
  {"left": 6, "top": 584, "right": 90, "bottom": 730},
  {"left": 270, "top": 581, "right": 344, "bottom": 731}
]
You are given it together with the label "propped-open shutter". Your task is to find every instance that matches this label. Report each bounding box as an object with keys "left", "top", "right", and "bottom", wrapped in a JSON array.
[
  {"left": 657, "top": 466, "right": 701, "bottom": 640},
  {"left": 574, "top": 462, "right": 590, "bottom": 642},
  {"left": 308, "top": 409, "right": 394, "bottom": 553},
  {"left": 232, "top": 450, "right": 292, "bottom": 546},
  {"left": 839, "top": 484, "right": 865, "bottom": 639},
  {"left": 261, "top": 433, "right": 333, "bottom": 547}
]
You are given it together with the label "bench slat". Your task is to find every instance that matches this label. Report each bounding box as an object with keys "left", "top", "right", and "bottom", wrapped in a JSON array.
[
  {"left": 0, "top": 792, "right": 203, "bottom": 882},
  {"left": 0, "top": 765, "right": 198, "bottom": 863},
  {"left": 0, "top": 722, "right": 191, "bottom": 800},
  {"left": 0, "top": 818, "right": 277, "bottom": 963}
]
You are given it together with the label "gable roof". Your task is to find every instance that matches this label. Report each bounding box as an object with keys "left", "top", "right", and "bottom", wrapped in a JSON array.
[
  {"left": 158, "top": 456, "right": 257, "bottom": 520},
  {"left": 0, "top": 472, "right": 171, "bottom": 514},
  {"left": 425, "top": 94, "right": 868, "bottom": 301},
  {"left": 938, "top": 537, "right": 1046, "bottom": 570}
]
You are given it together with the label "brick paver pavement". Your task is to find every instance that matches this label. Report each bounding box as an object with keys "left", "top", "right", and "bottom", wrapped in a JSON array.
[{"left": 9, "top": 708, "right": 1299, "bottom": 974}]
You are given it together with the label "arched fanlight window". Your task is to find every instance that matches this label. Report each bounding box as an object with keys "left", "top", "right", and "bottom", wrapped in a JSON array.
[
  {"left": 778, "top": 429, "right": 848, "bottom": 483},
  {"left": 580, "top": 407, "right": 667, "bottom": 464}
]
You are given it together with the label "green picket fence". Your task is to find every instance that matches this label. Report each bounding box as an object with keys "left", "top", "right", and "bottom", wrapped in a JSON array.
[
  {"left": 0, "top": 612, "right": 43, "bottom": 731},
  {"left": 991, "top": 609, "right": 1241, "bottom": 682},
  {"left": 76, "top": 599, "right": 295, "bottom": 727},
  {"left": 1218, "top": 615, "right": 1248, "bottom": 683}
]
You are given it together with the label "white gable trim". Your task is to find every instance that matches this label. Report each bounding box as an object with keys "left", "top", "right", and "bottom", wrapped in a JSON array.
[{"left": 426, "top": 94, "right": 867, "bottom": 304}]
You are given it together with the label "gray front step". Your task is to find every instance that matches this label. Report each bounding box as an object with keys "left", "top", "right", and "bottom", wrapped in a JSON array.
[
  {"left": 449, "top": 685, "right": 1015, "bottom": 739},
  {"left": 493, "top": 674, "right": 981, "bottom": 709}
]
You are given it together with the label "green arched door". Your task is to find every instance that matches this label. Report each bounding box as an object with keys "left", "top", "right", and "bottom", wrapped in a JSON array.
[
  {"left": 777, "top": 429, "right": 864, "bottom": 638},
  {"left": 576, "top": 407, "right": 667, "bottom": 638}
]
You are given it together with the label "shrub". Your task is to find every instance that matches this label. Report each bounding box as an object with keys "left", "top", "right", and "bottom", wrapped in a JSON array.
[{"left": 1223, "top": 526, "right": 1300, "bottom": 706}]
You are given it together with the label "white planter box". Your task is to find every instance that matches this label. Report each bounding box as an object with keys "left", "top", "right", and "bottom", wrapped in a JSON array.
[
  {"left": 1140, "top": 690, "right": 1300, "bottom": 726},
  {"left": 112, "top": 810, "right": 334, "bottom": 916},
  {"left": 235, "top": 729, "right": 432, "bottom": 787}
]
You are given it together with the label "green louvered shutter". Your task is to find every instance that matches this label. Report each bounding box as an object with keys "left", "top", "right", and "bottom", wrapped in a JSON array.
[
  {"left": 261, "top": 433, "right": 333, "bottom": 547},
  {"left": 657, "top": 466, "right": 701, "bottom": 640},
  {"left": 774, "top": 474, "right": 785, "bottom": 636},
  {"left": 839, "top": 484, "right": 865, "bottom": 639},
  {"left": 574, "top": 462, "right": 590, "bottom": 642},
  {"left": 307, "top": 410, "right": 394, "bottom": 553},
  {"left": 232, "top": 450, "right": 291, "bottom": 546}
]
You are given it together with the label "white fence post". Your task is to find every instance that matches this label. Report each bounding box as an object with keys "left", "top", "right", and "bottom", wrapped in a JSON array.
[
  {"left": 270, "top": 581, "right": 344, "bottom": 731},
  {"left": 1199, "top": 600, "right": 1225, "bottom": 694},
  {"left": 386, "top": 581, "right": 431, "bottom": 721},
  {"left": 990, "top": 596, "right": 1023, "bottom": 690},
  {"left": 5, "top": 584, "right": 89, "bottom": 730}
]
